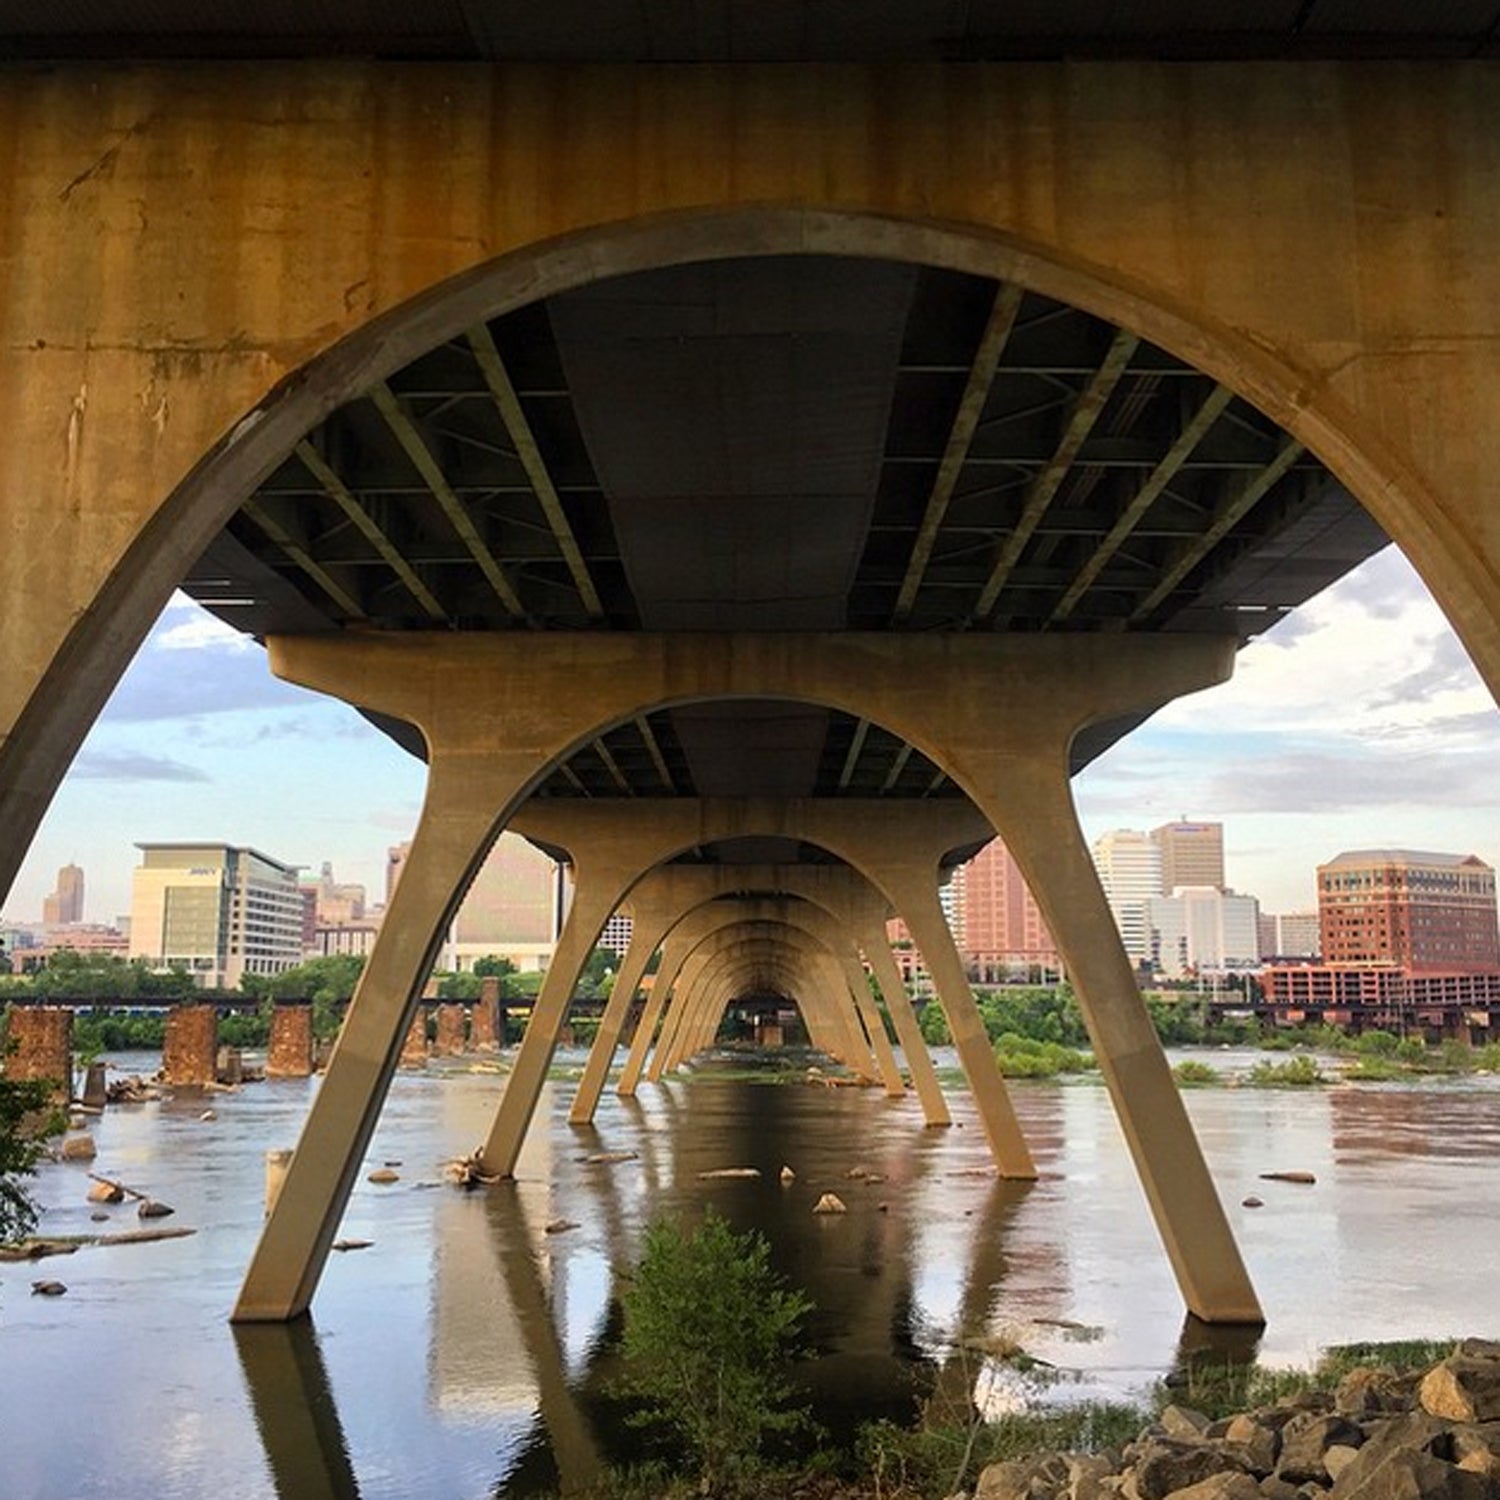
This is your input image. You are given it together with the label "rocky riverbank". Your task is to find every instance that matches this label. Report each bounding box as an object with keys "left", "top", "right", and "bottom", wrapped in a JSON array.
[{"left": 972, "top": 1341, "right": 1500, "bottom": 1500}]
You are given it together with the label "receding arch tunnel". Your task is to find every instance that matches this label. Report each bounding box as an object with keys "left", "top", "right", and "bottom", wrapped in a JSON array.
[{"left": 185, "top": 239, "right": 1398, "bottom": 1335}]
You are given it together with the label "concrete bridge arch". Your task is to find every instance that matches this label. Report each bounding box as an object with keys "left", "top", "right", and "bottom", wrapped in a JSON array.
[{"left": 10, "top": 69, "right": 1500, "bottom": 900}]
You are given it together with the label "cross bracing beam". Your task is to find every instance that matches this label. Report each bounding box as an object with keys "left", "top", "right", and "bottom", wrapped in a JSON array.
[
  {"left": 1129, "top": 435, "right": 1306, "bottom": 623},
  {"left": 893, "top": 282, "right": 1024, "bottom": 622},
  {"left": 635, "top": 715, "right": 677, "bottom": 793},
  {"left": 970, "top": 328, "right": 1140, "bottom": 622},
  {"left": 238, "top": 499, "right": 366, "bottom": 620},
  {"left": 1049, "top": 383, "right": 1235, "bottom": 624},
  {"left": 465, "top": 323, "right": 606, "bottom": 621},
  {"left": 293, "top": 440, "right": 448, "bottom": 621},
  {"left": 369, "top": 382, "right": 529, "bottom": 621}
]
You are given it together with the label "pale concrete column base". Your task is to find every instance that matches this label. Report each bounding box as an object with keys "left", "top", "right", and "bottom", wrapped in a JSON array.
[
  {"left": 568, "top": 892, "right": 676, "bottom": 1124},
  {"left": 233, "top": 760, "right": 519, "bottom": 1322},
  {"left": 856, "top": 914, "right": 952, "bottom": 1126},
  {"left": 887, "top": 876, "right": 1038, "bottom": 1180}
]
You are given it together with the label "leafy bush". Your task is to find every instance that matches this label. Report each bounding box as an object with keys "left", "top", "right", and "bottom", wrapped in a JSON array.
[
  {"left": 993, "top": 1034, "right": 1095, "bottom": 1078},
  {"left": 616, "top": 1211, "right": 813, "bottom": 1488},
  {"left": 1172, "top": 1059, "right": 1220, "bottom": 1087},
  {"left": 0, "top": 1067, "right": 62, "bottom": 1244},
  {"left": 1246, "top": 1055, "right": 1324, "bottom": 1087}
]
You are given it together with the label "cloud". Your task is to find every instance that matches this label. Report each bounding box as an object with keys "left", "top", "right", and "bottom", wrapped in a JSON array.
[
  {"left": 1201, "top": 749, "right": 1500, "bottom": 815},
  {"left": 1372, "top": 632, "right": 1482, "bottom": 707},
  {"left": 100, "top": 639, "right": 315, "bottom": 723},
  {"left": 154, "top": 614, "right": 255, "bottom": 653},
  {"left": 71, "top": 750, "right": 210, "bottom": 784}
]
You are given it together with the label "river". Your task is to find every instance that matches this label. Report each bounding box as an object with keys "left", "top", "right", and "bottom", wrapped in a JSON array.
[{"left": 2, "top": 1047, "right": 1499, "bottom": 1499}]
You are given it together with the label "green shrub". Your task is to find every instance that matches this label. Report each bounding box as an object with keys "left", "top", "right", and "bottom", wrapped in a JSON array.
[
  {"left": 1355, "top": 1029, "right": 1400, "bottom": 1056},
  {"left": 1342, "top": 1057, "right": 1402, "bottom": 1081},
  {"left": 1172, "top": 1059, "right": 1220, "bottom": 1087},
  {"left": 1246, "top": 1055, "right": 1324, "bottom": 1087},
  {"left": 994, "top": 1034, "right": 1095, "bottom": 1078},
  {"left": 0, "top": 1068, "right": 63, "bottom": 1244},
  {"left": 616, "top": 1210, "right": 812, "bottom": 1488}
]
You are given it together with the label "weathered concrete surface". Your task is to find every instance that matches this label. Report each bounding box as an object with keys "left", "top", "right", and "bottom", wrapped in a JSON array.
[
  {"left": 266, "top": 1004, "right": 313, "bottom": 1079},
  {"left": 433, "top": 1003, "right": 465, "bottom": 1058},
  {"left": 9, "top": 64, "right": 1500, "bottom": 910},
  {"left": 469, "top": 979, "right": 500, "bottom": 1050},
  {"left": 2, "top": 1005, "right": 72, "bottom": 1100},
  {"left": 162, "top": 1004, "right": 217, "bottom": 1088},
  {"left": 398, "top": 1011, "right": 428, "bottom": 1069}
]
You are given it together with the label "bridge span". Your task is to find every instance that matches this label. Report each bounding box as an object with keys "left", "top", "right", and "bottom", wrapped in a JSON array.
[{"left": 6, "top": 7, "right": 1500, "bottom": 1331}]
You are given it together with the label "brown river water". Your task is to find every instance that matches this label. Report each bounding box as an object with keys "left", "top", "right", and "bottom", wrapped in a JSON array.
[{"left": 2, "top": 1047, "right": 1499, "bottom": 1499}]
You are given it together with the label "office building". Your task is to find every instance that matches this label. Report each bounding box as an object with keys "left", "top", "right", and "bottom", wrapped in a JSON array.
[
  {"left": 1151, "top": 821, "right": 1224, "bottom": 892},
  {"left": 129, "top": 843, "right": 304, "bottom": 988},
  {"left": 1317, "top": 849, "right": 1500, "bottom": 973},
  {"left": 447, "top": 831, "right": 560, "bottom": 972},
  {"left": 955, "top": 838, "right": 1058, "bottom": 980},
  {"left": 1258, "top": 910, "right": 1321, "bottom": 960},
  {"left": 1148, "top": 886, "right": 1261, "bottom": 977},
  {"left": 42, "top": 862, "right": 85, "bottom": 926},
  {"left": 1091, "top": 829, "right": 1162, "bottom": 965}
]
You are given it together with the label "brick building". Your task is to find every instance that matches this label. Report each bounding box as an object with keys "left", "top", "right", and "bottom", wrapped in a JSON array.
[{"left": 1317, "top": 849, "right": 1500, "bottom": 973}]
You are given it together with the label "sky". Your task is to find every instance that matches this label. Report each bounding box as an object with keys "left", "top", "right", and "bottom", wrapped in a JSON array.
[{"left": 6, "top": 543, "right": 1500, "bottom": 926}]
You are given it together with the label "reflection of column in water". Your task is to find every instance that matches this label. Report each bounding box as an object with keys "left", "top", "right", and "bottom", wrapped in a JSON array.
[
  {"left": 483, "top": 1187, "right": 603, "bottom": 1494},
  {"left": 233, "top": 1322, "right": 361, "bottom": 1500},
  {"left": 429, "top": 1186, "right": 543, "bottom": 1417}
]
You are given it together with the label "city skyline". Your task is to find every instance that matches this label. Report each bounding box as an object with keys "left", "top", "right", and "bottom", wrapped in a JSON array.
[{"left": 7, "top": 542, "right": 1499, "bottom": 928}]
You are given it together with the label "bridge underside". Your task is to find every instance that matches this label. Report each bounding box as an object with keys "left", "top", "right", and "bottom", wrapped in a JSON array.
[{"left": 7, "top": 52, "right": 1500, "bottom": 1335}]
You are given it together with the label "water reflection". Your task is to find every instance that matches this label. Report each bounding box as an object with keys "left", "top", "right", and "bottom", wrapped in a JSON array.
[
  {"left": 235, "top": 1322, "right": 360, "bottom": 1500},
  {"left": 16, "top": 1056, "right": 1500, "bottom": 1499}
]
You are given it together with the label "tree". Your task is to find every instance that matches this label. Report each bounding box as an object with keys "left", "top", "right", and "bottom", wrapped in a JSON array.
[
  {"left": 0, "top": 1060, "right": 61, "bottom": 1244},
  {"left": 617, "top": 1211, "right": 813, "bottom": 1488}
]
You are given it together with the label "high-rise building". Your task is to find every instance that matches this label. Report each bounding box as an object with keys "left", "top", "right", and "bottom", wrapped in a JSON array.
[
  {"left": 308, "top": 860, "right": 366, "bottom": 926},
  {"left": 1151, "top": 821, "right": 1224, "bottom": 893},
  {"left": 955, "top": 838, "right": 1057, "bottom": 978},
  {"left": 386, "top": 841, "right": 412, "bottom": 906},
  {"left": 129, "top": 844, "right": 304, "bottom": 988},
  {"left": 1148, "top": 886, "right": 1261, "bottom": 977},
  {"left": 42, "top": 862, "right": 85, "bottom": 926},
  {"left": 1317, "top": 849, "right": 1500, "bottom": 973},
  {"left": 447, "top": 831, "right": 560, "bottom": 972},
  {"left": 1258, "top": 910, "right": 1320, "bottom": 960},
  {"left": 598, "top": 913, "right": 633, "bottom": 956},
  {"left": 1091, "top": 830, "right": 1162, "bottom": 964}
]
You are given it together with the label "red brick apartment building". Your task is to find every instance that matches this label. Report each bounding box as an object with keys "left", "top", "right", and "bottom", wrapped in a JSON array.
[
  {"left": 1262, "top": 850, "right": 1500, "bottom": 1027},
  {"left": 1317, "top": 849, "right": 1500, "bottom": 972}
]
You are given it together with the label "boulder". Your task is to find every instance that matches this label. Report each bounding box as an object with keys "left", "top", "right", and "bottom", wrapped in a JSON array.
[
  {"left": 1126, "top": 1440, "right": 1244, "bottom": 1500},
  {"left": 30, "top": 1280, "right": 66, "bottom": 1296},
  {"left": 1419, "top": 1357, "right": 1500, "bottom": 1424},
  {"left": 1329, "top": 1448, "right": 1493, "bottom": 1500},
  {"left": 1161, "top": 1407, "right": 1213, "bottom": 1441},
  {"left": 59, "top": 1134, "right": 96, "bottom": 1162},
  {"left": 1221, "top": 1414, "right": 1281, "bottom": 1475},
  {"left": 366, "top": 1167, "right": 399, "bottom": 1185},
  {"left": 1257, "top": 1479, "right": 1301, "bottom": 1500},
  {"left": 976, "top": 1457, "right": 1052, "bottom": 1500},
  {"left": 1158, "top": 1474, "right": 1259, "bottom": 1500},
  {"left": 812, "top": 1192, "right": 847, "bottom": 1214},
  {"left": 779, "top": 1165, "right": 796, "bottom": 1183},
  {"left": 1277, "top": 1413, "right": 1365, "bottom": 1484},
  {"left": 86, "top": 1180, "right": 123, "bottom": 1204},
  {"left": 1336, "top": 1369, "right": 1416, "bottom": 1421},
  {"left": 137, "top": 1199, "right": 174, "bottom": 1219},
  {"left": 1325, "top": 1414, "right": 1453, "bottom": 1498},
  {"left": 1067, "top": 1453, "right": 1120, "bottom": 1500},
  {"left": 1448, "top": 1422, "right": 1500, "bottom": 1477}
]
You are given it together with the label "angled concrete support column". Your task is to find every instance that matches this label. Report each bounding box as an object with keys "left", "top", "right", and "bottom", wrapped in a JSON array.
[
  {"left": 568, "top": 890, "right": 675, "bottom": 1125},
  {"left": 619, "top": 932, "right": 690, "bottom": 1095},
  {"left": 235, "top": 759, "right": 517, "bottom": 1322},
  {"left": 831, "top": 943, "right": 904, "bottom": 1097},
  {"left": 855, "top": 913, "right": 950, "bottom": 1126}
]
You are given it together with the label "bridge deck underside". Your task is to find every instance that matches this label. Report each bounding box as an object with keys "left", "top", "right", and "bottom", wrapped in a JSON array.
[{"left": 186, "top": 253, "right": 1384, "bottom": 848}]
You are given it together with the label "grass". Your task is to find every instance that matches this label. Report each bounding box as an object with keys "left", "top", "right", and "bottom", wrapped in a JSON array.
[{"left": 1155, "top": 1338, "right": 1457, "bottom": 1421}]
